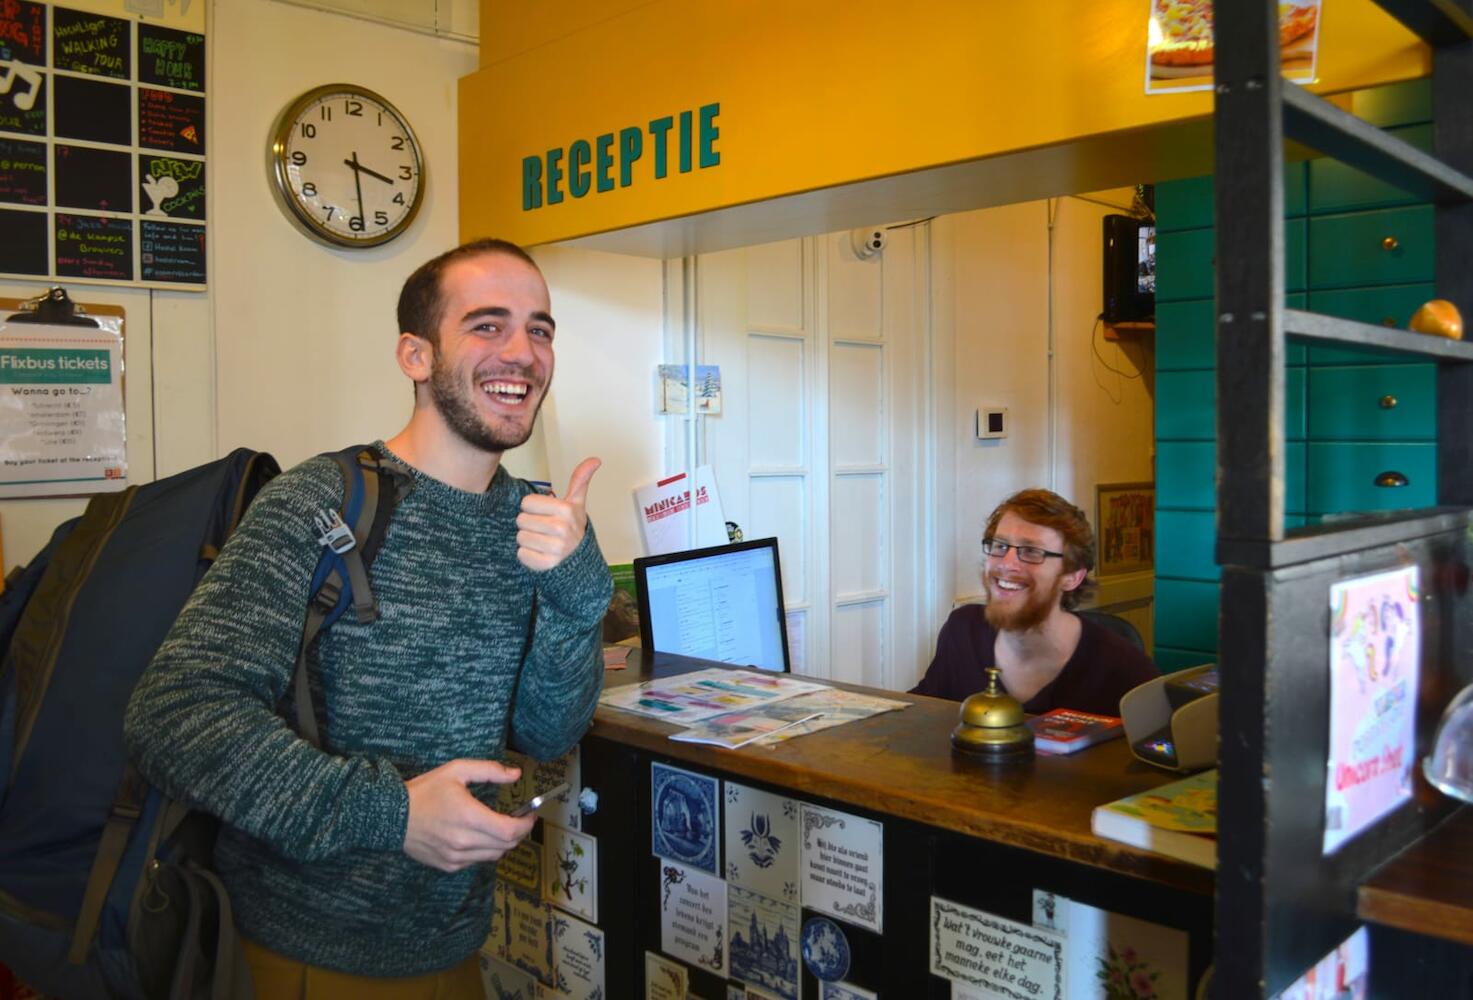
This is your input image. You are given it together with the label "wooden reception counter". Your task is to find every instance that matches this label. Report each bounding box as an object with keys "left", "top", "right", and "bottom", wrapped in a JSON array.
[{"left": 575, "top": 650, "right": 1215, "bottom": 997}]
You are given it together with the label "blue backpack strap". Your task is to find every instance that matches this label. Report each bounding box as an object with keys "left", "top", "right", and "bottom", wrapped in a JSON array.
[{"left": 290, "top": 445, "right": 411, "bottom": 747}]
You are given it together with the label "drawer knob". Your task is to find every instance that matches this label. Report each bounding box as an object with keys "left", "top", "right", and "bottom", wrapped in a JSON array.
[
  {"left": 1374, "top": 470, "right": 1409, "bottom": 488},
  {"left": 1381, "top": 236, "right": 1400, "bottom": 251},
  {"left": 1379, "top": 394, "right": 1398, "bottom": 409}
]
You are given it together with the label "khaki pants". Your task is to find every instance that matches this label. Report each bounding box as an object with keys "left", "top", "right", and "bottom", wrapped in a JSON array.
[{"left": 241, "top": 937, "right": 482, "bottom": 1000}]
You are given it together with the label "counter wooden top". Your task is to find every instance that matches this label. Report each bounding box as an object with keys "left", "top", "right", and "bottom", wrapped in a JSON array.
[
  {"left": 591, "top": 651, "right": 1214, "bottom": 896},
  {"left": 1358, "top": 807, "right": 1473, "bottom": 946}
]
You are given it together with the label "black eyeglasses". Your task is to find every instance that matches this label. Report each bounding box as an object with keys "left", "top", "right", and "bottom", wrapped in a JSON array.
[{"left": 982, "top": 538, "right": 1064, "bottom": 564}]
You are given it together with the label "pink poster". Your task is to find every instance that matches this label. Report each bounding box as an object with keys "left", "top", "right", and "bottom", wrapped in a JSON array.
[{"left": 1324, "top": 566, "right": 1420, "bottom": 854}]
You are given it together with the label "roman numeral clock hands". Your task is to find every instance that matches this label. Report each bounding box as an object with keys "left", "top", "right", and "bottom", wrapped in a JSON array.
[{"left": 268, "top": 85, "right": 426, "bottom": 249}]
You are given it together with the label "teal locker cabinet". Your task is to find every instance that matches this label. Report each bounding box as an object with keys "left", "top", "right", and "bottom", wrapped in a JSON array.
[{"left": 1152, "top": 80, "right": 1437, "bottom": 669}]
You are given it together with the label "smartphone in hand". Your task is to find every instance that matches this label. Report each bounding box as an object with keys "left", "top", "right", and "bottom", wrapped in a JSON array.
[{"left": 509, "top": 781, "right": 571, "bottom": 818}]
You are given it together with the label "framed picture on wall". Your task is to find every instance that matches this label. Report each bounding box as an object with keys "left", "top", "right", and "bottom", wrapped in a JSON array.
[{"left": 1095, "top": 482, "right": 1154, "bottom": 577}]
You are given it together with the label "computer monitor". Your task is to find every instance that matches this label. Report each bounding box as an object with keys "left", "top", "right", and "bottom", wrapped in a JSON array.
[{"left": 634, "top": 537, "right": 792, "bottom": 672}]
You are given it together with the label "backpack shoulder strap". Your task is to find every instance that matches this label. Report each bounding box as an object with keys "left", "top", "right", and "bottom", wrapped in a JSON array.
[{"left": 291, "top": 445, "right": 412, "bottom": 747}]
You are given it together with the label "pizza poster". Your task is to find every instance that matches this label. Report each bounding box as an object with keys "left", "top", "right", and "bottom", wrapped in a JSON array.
[
  {"left": 1146, "top": 0, "right": 1322, "bottom": 94},
  {"left": 0, "top": 0, "right": 207, "bottom": 288},
  {"left": 1323, "top": 565, "right": 1420, "bottom": 854}
]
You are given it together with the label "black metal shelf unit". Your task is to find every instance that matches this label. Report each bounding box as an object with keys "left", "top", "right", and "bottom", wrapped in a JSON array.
[{"left": 1212, "top": 3, "right": 1473, "bottom": 996}]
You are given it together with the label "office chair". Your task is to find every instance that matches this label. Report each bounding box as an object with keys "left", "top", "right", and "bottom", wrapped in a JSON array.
[{"left": 1076, "top": 609, "right": 1146, "bottom": 652}]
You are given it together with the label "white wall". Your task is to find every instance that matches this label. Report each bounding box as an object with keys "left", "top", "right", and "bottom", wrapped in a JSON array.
[{"left": 932, "top": 193, "right": 1155, "bottom": 607}]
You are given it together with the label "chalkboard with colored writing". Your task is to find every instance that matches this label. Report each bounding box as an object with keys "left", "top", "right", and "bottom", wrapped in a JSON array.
[
  {"left": 0, "top": 136, "right": 46, "bottom": 205},
  {"left": 140, "top": 219, "right": 205, "bottom": 284},
  {"left": 0, "top": 2, "right": 207, "bottom": 288},
  {"left": 51, "top": 7, "right": 128, "bottom": 79},
  {"left": 138, "top": 23, "right": 202, "bottom": 92},
  {"left": 55, "top": 213, "right": 133, "bottom": 282}
]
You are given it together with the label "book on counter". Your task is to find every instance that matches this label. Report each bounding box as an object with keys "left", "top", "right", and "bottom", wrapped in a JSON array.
[
  {"left": 1025, "top": 707, "right": 1124, "bottom": 754},
  {"left": 1090, "top": 768, "right": 1217, "bottom": 869}
]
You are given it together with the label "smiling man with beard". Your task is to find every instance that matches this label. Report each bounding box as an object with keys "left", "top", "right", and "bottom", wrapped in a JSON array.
[
  {"left": 125, "top": 239, "right": 612, "bottom": 998},
  {"left": 911, "top": 488, "right": 1158, "bottom": 714}
]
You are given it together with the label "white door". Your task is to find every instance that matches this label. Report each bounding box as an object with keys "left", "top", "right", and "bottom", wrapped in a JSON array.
[{"left": 676, "top": 224, "right": 933, "bottom": 687}]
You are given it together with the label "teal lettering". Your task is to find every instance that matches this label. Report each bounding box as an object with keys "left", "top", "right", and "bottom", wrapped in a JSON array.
[
  {"left": 699, "top": 103, "right": 720, "bottom": 168},
  {"left": 679, "top": 110, "right": 693, "bottom": 173},
  {"left": 595, "top": 133, "right": 614, "bottom": 193},
  {"left": 569, "top": 139, "right": 591, "bottom": 197},
  {"left": 619, "top": 127, "right": 642, "bottom": 187},
  {"left": 522, "top": 155, "right": 542, "bottom": 210},
  {"left": 649, "top": 116, "right": 673, "bottom": 179},
  {"left": 546, "top": 147, "right": 564, "bottom": 205}
]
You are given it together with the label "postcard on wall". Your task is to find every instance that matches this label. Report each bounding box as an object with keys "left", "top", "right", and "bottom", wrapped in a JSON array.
[
  {"left": 652, "top": 762, "right": 721, "bottom": 874},
  {"left": 504, "top": 885, "right": 554, "bottom": 984},
  {"left": 657, "top": 363, "right": 723, "bottom": 414},
  {"left": 800, "top": 803, "right": 883, "bottom": 933},
  {"left": 1324, "top": 565, "right": 1420, "bottom": 854},
  {"left": 1032, "top": 890, "right": 1189, "bottom": 1000},
  {"left": 645, "top": 951, "right": 689, "bottom": 1000},
  {"left": 931, "top": 896, "right": 1064, "bottom": 1000},
  {"left": 659, "top": 860, "right": 728, "bottom": 977},
  {"left": 1144, "top": 0, "right": 1322, "bottom": 95},
  {"left": 724, "top": 782, "right": 800, "bottom": 903},
  {"left": 550, "top": 910, "right": 604, "bottom": 1000},
  {"left": 729, "top": 886, "right": 800, "bottom": 1000},
  {"left": 479, "top": 953, "right": 540, "bottom": 1000},
  {"left": 543, "top": 823, "right": 598, "bottom": 922}
]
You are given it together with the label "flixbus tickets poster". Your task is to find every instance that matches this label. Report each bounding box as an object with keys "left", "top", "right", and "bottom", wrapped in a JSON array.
[
  {"left": 0, "top": 318, "right": 126, "bottom": 496},
  {"left": 1324, "top": 565, "right": 1420, "bottom": 854}
]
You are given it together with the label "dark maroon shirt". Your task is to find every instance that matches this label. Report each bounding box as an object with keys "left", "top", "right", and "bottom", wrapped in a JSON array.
[{"left": 910, "top": 604, "right": 1160, "bottom": 715}]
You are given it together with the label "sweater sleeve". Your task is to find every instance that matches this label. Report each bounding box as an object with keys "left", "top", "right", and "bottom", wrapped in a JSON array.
[
  {"left": 507, "top": 520, "right": 613, "bottom": 761},
  {"left": 910, "top": 606, "right": 984, "bottom": 700},
  {"left": 124, "top": 461, "right": 410, "bottom": 863}
]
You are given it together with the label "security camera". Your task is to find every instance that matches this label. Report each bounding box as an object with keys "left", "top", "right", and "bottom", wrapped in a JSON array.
[{"left": 849, "top": 226, "right": 887, "bottom": 260}]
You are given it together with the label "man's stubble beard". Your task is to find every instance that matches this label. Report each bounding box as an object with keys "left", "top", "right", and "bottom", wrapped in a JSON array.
[
  {"left": 428, "top": 351, "right": 547, "bottom": 454},
  {"left": 983, "top": 572, "right": 1066, "bottom": 633}
]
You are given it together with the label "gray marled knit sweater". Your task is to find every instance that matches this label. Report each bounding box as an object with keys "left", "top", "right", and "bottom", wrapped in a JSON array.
[{"left": 123, "top": 444, "right": 612, "bottom": 976}]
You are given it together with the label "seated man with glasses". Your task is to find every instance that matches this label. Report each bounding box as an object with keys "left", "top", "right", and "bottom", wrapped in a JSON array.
[{"left": 911, "top": 488, "right": 1158, "bottom": 714}]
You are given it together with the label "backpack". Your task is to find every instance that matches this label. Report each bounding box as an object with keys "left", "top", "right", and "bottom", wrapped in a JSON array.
[{"left": 0, "top": 444, "right": 411, "bottom": 1000}]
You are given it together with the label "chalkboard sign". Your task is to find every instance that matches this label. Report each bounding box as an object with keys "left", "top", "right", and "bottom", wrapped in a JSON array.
[
  {"left": 0, "top": 1, "right": 46, "bottom": 64},
  {"left": 54, "top": 73, "right": 129, "bottom": 145},
  {"left": 55, "top": 213, "right": 133, "bottom": 281},
  {"left": 54, "top": 144, "right": 130, "bottom": 211},
  {"left": 0, "top": 137, "right": 46, "bottom": 205},
  {"left": 138, "top": 88, "right": 204, "bottom": 153},
  {"left": 140, "top": 219, "right": 205, "bottom": 284},
  {"left": 52, "top": 7, "right": 129, "bottom": 79},
  {"left": 0, "top": 209, "right": 46, "bottom": 275},
  {"left": 138, "top": 23, "right": 203, "bottom": 92},
  {"left": 0, "top": 71, "right": 46, "bottom": 135},
  {"left": 139, "top": 154, "right": 203, "bottom": 220},
  {"left": 0, "top": 3, "right": 208, "bottom": 289}
]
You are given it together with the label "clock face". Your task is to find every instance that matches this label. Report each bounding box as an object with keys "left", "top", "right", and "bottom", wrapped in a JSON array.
[{"left": 269, "top": 85, "right": 425, "bottom": 248}]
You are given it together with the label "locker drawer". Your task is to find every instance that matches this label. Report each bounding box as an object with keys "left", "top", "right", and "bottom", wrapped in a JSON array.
[
  {"left": 1307, "top": 365, "right": 1437, "bottom": 440},
  {"left": 1157, "top": 368, "right": 1305, "bottom": 440},
  {"left": 1308, "top": 206, "right": 1434, "bottom": 289},
  {"left": 1305, "top": 442, "right": 1436, "bottom": 514},
  {"left": 1155, "top": 509, "right": 1219, "bottom": 581},
  {"left": 1157, "top": 441, "right": 1305, "bottom": 512},
  {"left": 1305, "top": 283, "right": 1438, "bottom": 364},
  {"left": 1157, "top": 218, "right": 1306, "bottom": 303},
  {"left": 1155, "top": 164, "right": 1307, "bottom": 233},
  {"left": 1154, "top": 578, "right": 1220, "bottom": 652},
  {"left": 1309, "top": 125, "right": 1432, "bottom": 214},
  {"left": 1160, "top": 296, "right": 1306, "bottom": 370}
]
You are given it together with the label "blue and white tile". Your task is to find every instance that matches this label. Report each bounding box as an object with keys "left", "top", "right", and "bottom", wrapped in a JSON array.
[
  {"left": 505, "top": 885, "right": 554, "bottom": 984},
  {"left": 728, "top": 886, "right": 799, "bottom": 1000},
  {"left": 821, "top": 983, "right": 877, "bottom": 1000},
  {"left": 543, "top": 823, "right": 598, "bottom": 922},
  {"left": 479, "top": 953, "right": 538, "bottom": 1000},
  {"left": 723, "top": 782, "right": 799, "bottom": 904},
  {"left": 644, "top": 950, "right": 688, "bottom": 1000},
  {"left": 550, "top": 910, "right": 605, "bottom": 1000},
  {"left": 652, "top": 763, "right": 720, "bottom": 875}
]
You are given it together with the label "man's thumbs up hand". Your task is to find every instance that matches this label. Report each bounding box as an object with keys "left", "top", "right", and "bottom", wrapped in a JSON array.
[{"left": 516, "top": 457, "right": 601, "bottom": 571}]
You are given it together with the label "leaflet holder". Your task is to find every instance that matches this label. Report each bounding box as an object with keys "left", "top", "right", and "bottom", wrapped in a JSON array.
[{"left": 1119, "top": 663, "right": 1219, "bottom": 772}]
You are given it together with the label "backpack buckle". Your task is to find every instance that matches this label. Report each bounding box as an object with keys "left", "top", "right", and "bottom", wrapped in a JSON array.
[{"left": 314, "top": 509, "right": 355, "bottom": 554}]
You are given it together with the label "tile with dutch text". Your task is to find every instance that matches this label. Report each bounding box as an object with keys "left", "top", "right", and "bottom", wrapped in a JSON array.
[
  {"left": 550, "top": 909, "right": 605, "bottom": 1000},
  {"left": 658, "top": 860, "right": 728, "bottom": 977},
  {"left": 644, "top": 950, "right": 688, "bottom": 1000},
  {"left": 799, "top": 803, "right": 883, "bottom": 932},
  {"left": 504, "top": 885, "right": 554, "bottom": 984},
  {"left": 1031, "top": 889, "right": 1189, "bottom": 1000},
  {"left": 479, "top": 953, "right": 538, "bottom": 1000}
]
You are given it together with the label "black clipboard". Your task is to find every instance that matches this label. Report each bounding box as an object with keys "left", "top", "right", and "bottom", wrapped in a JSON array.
[{"left": 5, "top": 287, "right": 101, "bottom": 328}]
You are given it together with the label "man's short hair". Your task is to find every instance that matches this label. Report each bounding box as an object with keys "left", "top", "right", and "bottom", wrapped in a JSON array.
[
  {"left": 396, "top": 238, "right": 539, "bottom": 346},
  {"left": 983, "top": 488, "right": 1095, "bottom": 610}
]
